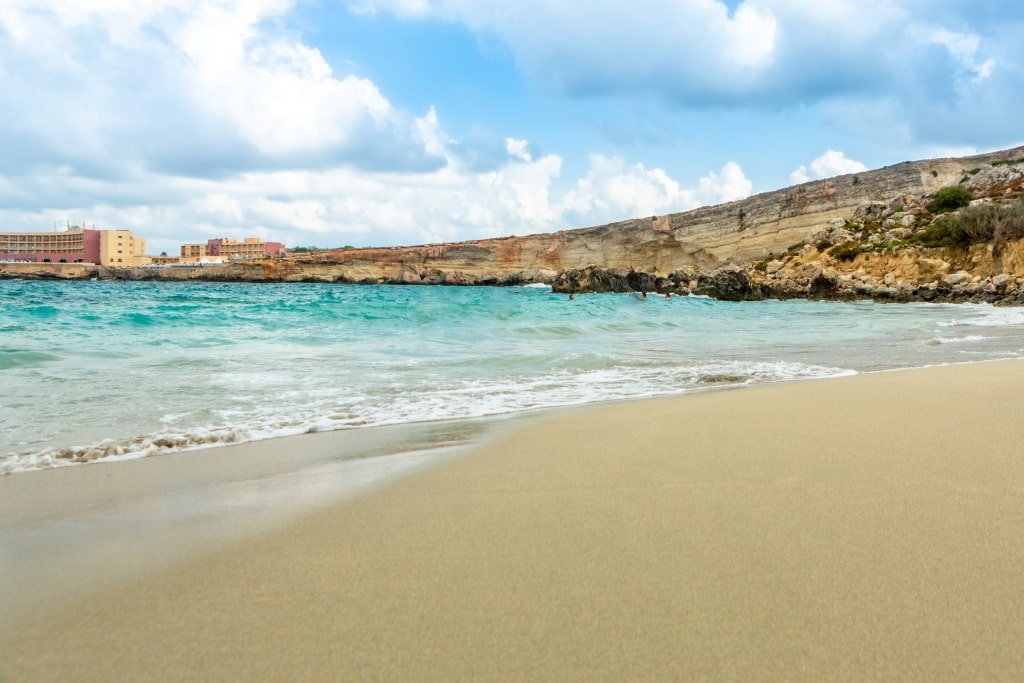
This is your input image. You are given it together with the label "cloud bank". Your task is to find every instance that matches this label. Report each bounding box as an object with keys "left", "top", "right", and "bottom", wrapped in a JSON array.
[
  {"left": 1, "top": 1, "right": 1021, "bottom": 254},
  {"left": 350, "top": 0, "right": 1023, "bottom": 147}
]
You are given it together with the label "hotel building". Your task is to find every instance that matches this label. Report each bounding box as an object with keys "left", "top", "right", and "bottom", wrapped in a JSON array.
[
  {"left": 179, "top": 237, "right": 286, "bottom": 261},
  {"left": 0, "top": 227, "right": 148, "bottom": 266}
]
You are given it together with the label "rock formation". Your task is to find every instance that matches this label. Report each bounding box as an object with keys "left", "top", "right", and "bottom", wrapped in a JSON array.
[{"left": 4, "top": 145, "right": 1024, "bottom": 304}]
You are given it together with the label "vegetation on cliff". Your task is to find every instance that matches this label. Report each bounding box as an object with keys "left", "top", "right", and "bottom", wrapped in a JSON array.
[{"left": 909, "top": 198, "right": 1024, "bottom": 249}]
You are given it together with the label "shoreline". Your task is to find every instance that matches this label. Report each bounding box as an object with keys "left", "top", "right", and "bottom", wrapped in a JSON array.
[
  {"left": 6, "top": 261, "right": 1024, "bottom": 305},
  {"left": 3, "top": 360, "right": 1024, "bottom": 679},
  {"left": 0, "top": 414, "right": 529, "bottom": 625}
]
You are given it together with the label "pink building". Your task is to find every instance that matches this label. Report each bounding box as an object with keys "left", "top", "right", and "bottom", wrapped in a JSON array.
[{"left": 205, "top": 237, "right": 286, "bottom": 259}]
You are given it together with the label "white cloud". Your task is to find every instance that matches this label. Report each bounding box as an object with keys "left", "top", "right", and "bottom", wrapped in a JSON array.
[
  {"left": 7, "top": 0, "right": 1018, "bottom": 261},
  {"left": 559, "top": 156, "right": 752, "bottom": 227},
  {"left": 907, "top": 25, "right": 995, "bottom": 83},
  {"left": 726, "top": 3, "right": 778, "bottom": 69},
  {"left": 790, "top": 150, "right": 867, "bottom": 184},
  {"left": 698, "top": 161, "right": 754, "bottom": 204},
  {"left": 505, "top": 138, "right": 532, "bottom": 162},
  {"left": 0, "top": 0, "right": 762, "bottom": 257},
  {"left": 345, "top": 0, "right": 789, "bottom": 100},
  {"left": 1, "top": 0, "right": 443, "bottom": 175},
  {"left": 343, "top": 1, "right": 1022, "bottom": 148},
  {"left": 0, "top": 143, "right": 753, "bottom": 255}
]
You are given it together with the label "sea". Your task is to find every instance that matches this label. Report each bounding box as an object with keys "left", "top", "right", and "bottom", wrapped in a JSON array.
[{"left": 3, "top": 279, "right": 1024, "bottom": 475}]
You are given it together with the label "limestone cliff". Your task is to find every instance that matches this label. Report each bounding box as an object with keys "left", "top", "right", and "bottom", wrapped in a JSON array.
[
  {"left": 4, "top": 145, "right": 1024, "bottom": 302},
  {"left": 270, "top": 145, "right": 1023, "bottom": 283}
]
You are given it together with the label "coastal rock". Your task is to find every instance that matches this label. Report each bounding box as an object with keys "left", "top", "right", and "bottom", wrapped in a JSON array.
[
  {"left": 442, "top": 270, "right": 475, "bottom": 286},
  {"left": 917, "top": 258, "right": 952, "bottom": 279},
  {"left": 626, "top": 270, "right": 660, "bottom": 293},
  {"left": 808, "top": 270, "right": 840, "bottom": 297},
  {"left": 551, "top": 266, "right": 630, "bottom": 293},
  {"left": 518, "top": 268, "right": 559, "bottom": 283},
  {"left": 693, "top": 266, "right": 765, "bottom": 301},
  {"left": 943, "top": 271, "right": 971, "bottom": 286},
  {"left": 398, "top": 266, "right": 423, "bottom": 284}
]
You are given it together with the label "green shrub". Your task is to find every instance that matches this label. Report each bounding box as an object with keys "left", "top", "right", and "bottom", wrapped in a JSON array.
[
  {"left": 930, "top": 186, "right": 974, "bottom": 213},
  {"left": 908, "top": 220, "right": 972, "bottom": 249},
  {"left": 909, "top": 199, "right": 1024, "bottom": 249},
  {"left": 828, "top": 242, "right": 862, "bottom": 261}
]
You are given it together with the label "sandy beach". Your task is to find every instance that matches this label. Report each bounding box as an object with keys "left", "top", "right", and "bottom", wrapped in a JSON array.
[{"left": 3, "top": 361, "right": 1024, "bottom": 681}]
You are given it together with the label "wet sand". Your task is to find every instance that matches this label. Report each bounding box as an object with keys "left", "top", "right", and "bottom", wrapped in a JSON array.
[{"left": 2, "top": 361, "right": 1024, "bottom": 681}]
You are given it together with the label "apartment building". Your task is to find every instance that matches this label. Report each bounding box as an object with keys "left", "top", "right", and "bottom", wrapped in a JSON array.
[
  {"left": 180, "top": 237, "right": 286, "bottom": 261},
  {"left": 0, "top": 227, "right": 148, "bottom": 266},
  {"left": 2, "top": 227, "right": 285, "bottom": 266}
]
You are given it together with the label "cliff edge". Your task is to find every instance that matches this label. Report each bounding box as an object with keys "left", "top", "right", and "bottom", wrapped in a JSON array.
[{"left": 5, "top": 145, "right": 1024, "bottom": 303}]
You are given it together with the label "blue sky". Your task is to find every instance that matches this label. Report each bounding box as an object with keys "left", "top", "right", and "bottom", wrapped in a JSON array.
[{"left": 1, "top": 1, "right": 1021, "bottom": 256}]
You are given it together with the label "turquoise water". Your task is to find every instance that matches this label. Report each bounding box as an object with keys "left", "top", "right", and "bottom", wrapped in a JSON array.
[{"left": 2, "top": 279, "right": 1023, "bottom": 473}]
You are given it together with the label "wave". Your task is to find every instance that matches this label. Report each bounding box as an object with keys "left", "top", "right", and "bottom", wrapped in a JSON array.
[
  {"left": 0, "top": 348, "right": 61, "bottom": 370},
  {"left": 1, "top": 359, "right": 853, "bottom": 474},
  {"left": 926, "top": 335, "right": 986, "bottom": 345},
  {"left": 21, "top": 305, "right": 59, "bottom": 318},
  {"left": 938, "top": 304, "right": 1024, "bottom": 328},
  {"left": 1, "top": 427, "right": 254, "bottom": 475},
  {"left": 5, "top": 281, "right": 1018, "bottom": 477}
]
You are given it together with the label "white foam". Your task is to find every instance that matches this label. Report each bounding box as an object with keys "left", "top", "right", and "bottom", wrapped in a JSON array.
[
  {"left": 931, "top": 335, "right": 986, "bottom": 345},
  {"left": 938, "top": 304, "right": 1024, "bottom": 327},
  {"left": 0, "top": 359, "right": 856, "bottom": 474}
]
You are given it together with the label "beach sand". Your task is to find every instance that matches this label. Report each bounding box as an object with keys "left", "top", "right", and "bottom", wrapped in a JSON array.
[{"left": 2, "top": 361, "right": 1024, "bottom": 681}]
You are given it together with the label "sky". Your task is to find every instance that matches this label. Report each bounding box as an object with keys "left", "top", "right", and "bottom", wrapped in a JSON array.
[{"left": 1, "top": 1, "right": 1022, "bottom": 256}]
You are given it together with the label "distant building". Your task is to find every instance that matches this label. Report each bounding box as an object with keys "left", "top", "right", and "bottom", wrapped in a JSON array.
[
  {"left": 2, "top": 227, "right": 285, "bottom": 266},
  {"left": 180, "top": 237, "right": 286, "bottom": 261},
  {"left": 179, "top": 243, "right": 208, "bottom": 261},
  {"left": 148, "top": 255, "right": 182, "bottom": 265},
  {"left": 0, "top": 227, "right": 148, "bottom": 266}
]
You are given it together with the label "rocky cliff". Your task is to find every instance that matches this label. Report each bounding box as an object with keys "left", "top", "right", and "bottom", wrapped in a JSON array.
[
  {"left": 271, "top": 145, "right": 1024, "bottom": 284},
  {"left": 5, "top": 146, "right": 1024, "bottom": 303}
]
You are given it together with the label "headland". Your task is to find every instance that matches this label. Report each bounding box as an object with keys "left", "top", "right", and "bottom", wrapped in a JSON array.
[{"left": 5, "top": 145, "right": 1024, "bottom": 304}]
